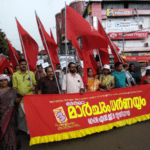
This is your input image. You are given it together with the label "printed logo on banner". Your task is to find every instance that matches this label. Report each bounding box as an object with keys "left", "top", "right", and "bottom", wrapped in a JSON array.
[
  {"left": 115, "top": 22, "right": 120, "bottom": 27},
  {"left": 110, "top": 33, "right": 117, "bottom": 38},
  {"left": 53, "top": 106, "right": 68, "bottom": 123}
]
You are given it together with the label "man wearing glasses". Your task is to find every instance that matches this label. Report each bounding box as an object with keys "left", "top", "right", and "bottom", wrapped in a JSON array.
[
  {"left": 62, "top": 62, "right": 84, "bottom": 94},
  {"left": 12, "top": 59, "right": 36, "bottom": 134}
]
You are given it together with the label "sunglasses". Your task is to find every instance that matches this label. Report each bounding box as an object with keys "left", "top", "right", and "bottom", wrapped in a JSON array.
[{"left": 23, "top": 75, "right": 25, "bottom": 82}]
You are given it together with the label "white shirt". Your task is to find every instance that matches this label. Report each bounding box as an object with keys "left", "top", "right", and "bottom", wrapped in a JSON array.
[{"left": 62, "top": 73, "right": 84, "bottom": 93}]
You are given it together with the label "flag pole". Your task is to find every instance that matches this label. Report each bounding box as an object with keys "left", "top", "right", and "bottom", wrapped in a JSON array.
[
  {"left": 16, "top": 18, "right": 33, "bottom": 87},
  {"left": 13, "top": 54, "right": 19, "bottom": 65},
  {"left": 35, "top": 12, "right": 61, "bottom": 94},
  {"left": 65, "top": 2, "right": 68, "bottom": 93},
  {"left": 96, "top": 49, "right": 107, "bottom": 86},
  {"left": 97, "top": 19, "right": 129, "bottom": 85},
  {"left": 98, "top": 19, "right": 123, "bottom": 63}
]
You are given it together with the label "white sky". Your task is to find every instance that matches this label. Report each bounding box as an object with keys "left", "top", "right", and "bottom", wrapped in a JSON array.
[{"left": 0, "top": 0, "right": 77, "bottom": 52}]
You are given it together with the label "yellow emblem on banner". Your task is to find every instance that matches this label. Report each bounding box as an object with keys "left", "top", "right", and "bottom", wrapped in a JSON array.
[{"left": 53, "top": 106, "right": 68, "bottom": 124}]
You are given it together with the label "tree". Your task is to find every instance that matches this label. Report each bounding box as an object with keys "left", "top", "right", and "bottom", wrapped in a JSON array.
[{"left": 0, "top": 30, "right": 9, "bottom": 55}]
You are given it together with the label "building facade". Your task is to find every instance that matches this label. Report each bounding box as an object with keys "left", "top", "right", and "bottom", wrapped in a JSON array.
[
  {"left": 82, "top": 0, "right": 150, "bottom": 59},
  {"left": 56, "top": 0, "right": 150, "bottom": 65}
]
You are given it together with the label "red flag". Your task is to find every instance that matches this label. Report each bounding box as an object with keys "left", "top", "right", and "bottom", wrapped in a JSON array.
[
  {"left": 0, "top": 56, "right": 13, "bottom": 74},
  {"left": 66, "top": 5, "right": 108, "bottom": 51},
  {"left": 110, "top": 43, "right": 126, "bottom": 64},
  {"left": 16, "top": 19, "right": 39, "bottom": 72},
  {"left": 112, "top": 42, "right": 120, "bottom": 52},
  {"left": 50, "top": 28, "right": 55, "bottom": 43},
  {"left": 98, "top": 49, "right": 110, "bottom": 65},
  {"left": 88, "top": 53, "right": 99, "bottom": 76},
  {"left": 36, "top": 14, "right": 59, "bottom": 70},
  {"left": 81, "top": 40, "right": 98, "bottom": 86},
  {"left": 50, "top": 28, "right": 59, "bottom": 55},
  {"left": 97, "top": 20, "right": 125, "bottom": 64},
  {"left": 6, "top": 38, "right": 20, "bottom": 70}
]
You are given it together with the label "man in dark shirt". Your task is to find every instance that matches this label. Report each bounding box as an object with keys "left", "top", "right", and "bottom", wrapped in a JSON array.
[{"left": 38, "top": 66, "right": 59, "bottom": 94}]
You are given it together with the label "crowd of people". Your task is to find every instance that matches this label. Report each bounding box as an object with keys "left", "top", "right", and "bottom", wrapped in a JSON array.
[{"left": 0, "top": 58, "right": 150, "bottom": 150}]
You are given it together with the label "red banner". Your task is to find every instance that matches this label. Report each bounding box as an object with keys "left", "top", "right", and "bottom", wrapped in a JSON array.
[
  {"left": 109, "top": 31, "right": 148, "bottom": 40},
  {"left": 123, "top": 56, "right": 150, "bottom": 62},
  {"left": 24, "top": 85, "right": 150, "bottom": 146}
]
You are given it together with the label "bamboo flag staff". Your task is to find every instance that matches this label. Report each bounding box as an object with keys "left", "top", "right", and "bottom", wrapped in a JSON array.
[
  {"left": 35, "top": 12, "right": 61, "bottom": 94},
  {"left": 65, "top": 2, "right": 68, "bottom": 93},
  {"left": 16, "top": 18, "right": 33, "bottom": 87}
]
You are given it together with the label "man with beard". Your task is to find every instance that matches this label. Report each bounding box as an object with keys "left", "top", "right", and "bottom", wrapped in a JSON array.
[
  {"left": 38, "top": 66, "right": 60, "bottom": 94},
  {"left": 62, "top": 62, "right": 84, "bottom": 94},
  {"left": 12, "top": 59, "right": 36, "bottom": 134}
]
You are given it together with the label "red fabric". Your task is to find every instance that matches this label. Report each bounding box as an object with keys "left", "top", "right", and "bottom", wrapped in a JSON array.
[
  {"left": 97, "top": 20, "right": 125, "bottom": 64},
  {"left": 81, "top": 40, "right": 98, "bottom": 86},
  {"left": 24, "top": 84, "right": 150, "bottom": 146},
  {"left": 6, "top": 38, "right": 20, "bottom": 71},
  {"left": 36, "top": 15, "right": 59, "bottom": 70},
  {"left": 50, "top": 28, "right": 59, "bottom": 55},
  {"left": 140, "top": 75, "right": 150, "bottom": 85},
  {"left": 16, "top": 19, "right": 38, "bottom": 72},
  {"left": 112, "top": 42, "right": 120, "bottom": 52},
  {"left": 50, "top": 28, "right": 55, "bottom": 43},
  {"left": 88, "top": 53, "right": 99, "bottom": 76},
  {"left": 0, "top": 56, "right": 12, "bottom": 74},
  {"left": 66, "top": 5, "right": 108, "bottom": 51},
  {"left": 98, "top": 49, "right": 109, "bottom": 65}
]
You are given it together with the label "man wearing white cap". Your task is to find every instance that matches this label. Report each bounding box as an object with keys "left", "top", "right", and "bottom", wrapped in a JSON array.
[
  {"left": 99, "top": 65, "right": 115, "bottom": 91},
  {"left": 140, "top": 66, "right": 150, "bottom": 84}
]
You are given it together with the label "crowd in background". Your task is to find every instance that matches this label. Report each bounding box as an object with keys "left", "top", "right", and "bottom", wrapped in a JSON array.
[{"left": 1, "top": 58, "right": 150, "bottom": 150}]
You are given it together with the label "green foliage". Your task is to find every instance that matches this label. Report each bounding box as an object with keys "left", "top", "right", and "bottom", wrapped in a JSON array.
[{"left": 0, "top": 30, "right": 9, "bottom": 55}]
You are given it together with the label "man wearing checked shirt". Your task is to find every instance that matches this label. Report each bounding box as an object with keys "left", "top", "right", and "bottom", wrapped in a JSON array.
[{"left": 12, "top": 59, "right": 36, "bottom": 134}]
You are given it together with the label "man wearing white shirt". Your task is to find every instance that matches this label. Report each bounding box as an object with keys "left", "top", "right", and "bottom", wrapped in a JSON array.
[{"left": 62, "top": 62, "right": 84, "bottom": 94}]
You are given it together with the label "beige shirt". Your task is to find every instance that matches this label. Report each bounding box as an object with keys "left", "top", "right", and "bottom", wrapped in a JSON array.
[{"left": 62, "top": 73, "right": 84, "bottom": 93}]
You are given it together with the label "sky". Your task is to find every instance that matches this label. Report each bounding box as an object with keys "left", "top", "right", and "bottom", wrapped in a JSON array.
[{"left": 0, "top": 0, "right": 76, "bottom": 52}]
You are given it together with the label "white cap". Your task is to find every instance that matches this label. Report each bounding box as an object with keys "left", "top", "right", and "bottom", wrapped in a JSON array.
[
  {"left": 103, "top": 64, "right": 111, "bottom": 71},
  {"left": 0, "top": 74, "right": 10, "bottom": 82},
  {"left": 146, "top": 66, "right": 150, "bottom": 70}
]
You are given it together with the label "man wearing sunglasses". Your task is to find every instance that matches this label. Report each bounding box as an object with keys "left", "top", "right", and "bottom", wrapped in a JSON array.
[{"left": 62, "top": 62, "right": 84, "bottom": 94}]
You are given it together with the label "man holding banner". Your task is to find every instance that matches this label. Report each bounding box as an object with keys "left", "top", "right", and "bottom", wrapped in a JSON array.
[
  {"left": 62, "top": 62, "right": 84, "bottom": 94},
  {"left": 38, "top": 66, "right": 60, "bottom": 94},
  {"left": 12, "top": 59, "right": 36, "bottom": 134}
]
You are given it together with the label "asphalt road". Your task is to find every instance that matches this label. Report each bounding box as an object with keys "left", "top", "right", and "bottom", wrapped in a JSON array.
[{"left": 20, "top": 120, "right": 150, "bottom": 150}]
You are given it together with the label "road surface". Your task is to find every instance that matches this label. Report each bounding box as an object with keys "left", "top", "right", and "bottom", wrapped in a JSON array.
[{"left": 20, "top": 120, "right": 150, "bottom": 150}]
